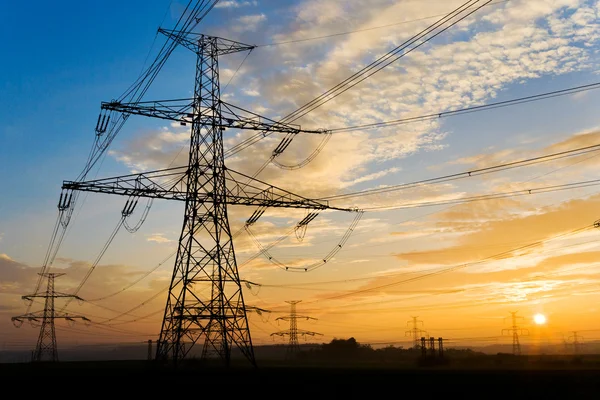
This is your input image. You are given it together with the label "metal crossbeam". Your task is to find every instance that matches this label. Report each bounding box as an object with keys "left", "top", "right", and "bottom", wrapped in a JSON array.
[
  {"left": 62, "top": 166, "right": 357, "bottom": 212},
  {"left": 100, "top": 99, "right": 327, "bottom": 135}
]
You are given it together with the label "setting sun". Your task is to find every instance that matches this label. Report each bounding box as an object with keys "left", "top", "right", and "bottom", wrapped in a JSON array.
[{"left": 534, "top": 314, "right": 547, "bottom": 325}]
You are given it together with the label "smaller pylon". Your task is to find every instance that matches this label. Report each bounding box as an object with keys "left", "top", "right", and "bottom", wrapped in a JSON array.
[
  {"left": 271, "top": 300, "right": 322, "bottom": 359},
  {"left": 147, "top": 340, "right": 153, "bottom": 361},
  {"left": 501, "top": 311, "right": 528, "bottom": 355},
  {"left": 568, "top": 331, "right": 584, "bottom": 355},
  {"left": 405, "top": 316, "right": 427, "bottom": 349},
  {"left": 11, "top": 273, "right": 89, "bottom": 362}
]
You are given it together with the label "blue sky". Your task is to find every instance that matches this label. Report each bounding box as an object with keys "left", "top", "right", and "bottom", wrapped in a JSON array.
[{"left": 2, "top": 0, "right": 600, "bottom": 353}]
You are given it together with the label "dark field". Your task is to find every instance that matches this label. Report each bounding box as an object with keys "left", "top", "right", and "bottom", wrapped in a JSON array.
[{"left": 2, "top": 357, "right": 600, "bottom": 396}]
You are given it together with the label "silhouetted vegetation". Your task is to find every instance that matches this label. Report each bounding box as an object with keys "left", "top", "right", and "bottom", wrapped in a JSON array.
[{"left": 293, "top": 337, "right": 485, "bottom": 367}]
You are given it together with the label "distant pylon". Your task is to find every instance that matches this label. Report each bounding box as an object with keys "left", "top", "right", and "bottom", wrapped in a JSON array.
[
  {"left": 568, "top": 331, "right": 584, "bottom": 355},
  {"left": 271, "top": 300, "right": 322, "bottom": 359},
  {"left": 11, "top": 273, "right": 89, "bottom": 362},
  {"left": 147, "top": 340, "right": 153, "bottom": 361},
  {"left": 405, "top": 316, "right": 427, "bottom": 349},
  {"left": 501, "top": 311, "right": 528, "bottom": 355}
]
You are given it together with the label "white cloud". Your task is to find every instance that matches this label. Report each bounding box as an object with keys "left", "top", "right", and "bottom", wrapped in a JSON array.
[
  {"left": 110, "top": 0, "right": 600, "bottom": 217},
  {"left": 146, "top": 234, "right": 174, "bottom": 244},
  {"left": 233, "top": 13, "right": 267, "bottom": 32},
  {"left": 216, "top": 0, "right": 258, "bottom": 8}
]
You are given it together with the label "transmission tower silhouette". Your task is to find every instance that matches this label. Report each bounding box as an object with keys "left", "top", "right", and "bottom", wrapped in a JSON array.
[
  {"left": 271, "top": 300, "right": 322, "bottom": 359},
  {"left": 11, "top": 273, "right": 89, "bottom": 362},
  {"left": 501, "top": 311, "right": 528, "bottom": 355},
  {"left": 568, "top": 331, "right": 584, "bottom": 355},
  {"left": 60, "top": 30, "right": 357, "bottom": 367},
  {"left": 405, "top": 316, "right": 427, "bottom": 349}
]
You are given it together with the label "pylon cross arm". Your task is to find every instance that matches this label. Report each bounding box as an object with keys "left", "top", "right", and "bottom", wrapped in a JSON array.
[
  {"left": 62, "top": 166, "right": 359, "bottom": 212},
  {"left": 158, "top": 28, "right": 256, "bottom": 55},
  {"left": 100, "top": 99, "right": 327, "bottom": 135}
]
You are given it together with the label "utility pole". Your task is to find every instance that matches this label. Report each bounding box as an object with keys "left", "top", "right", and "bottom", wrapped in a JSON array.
[
  {"left": 61, "top": 31, "right": 358, "bottom": 368},
  {"left": 568, "top": 331, "right": 584, "bottom": 355},
  {"left": 271, "top": 300, "right": 322, "bottom": 359},
  {"left": 502, "top": 311, "right": 528, "bottom": 355},
  {"left": 405, "top": 316, "right": 427, "bottom": 349},
  {"left": 11, "top": 273, "right": 89, "bottom": 362}
]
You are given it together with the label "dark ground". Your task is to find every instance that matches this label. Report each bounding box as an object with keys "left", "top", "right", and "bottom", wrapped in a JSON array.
[{"left": 1, "top": 358, "right": 599, "bottom": 397}]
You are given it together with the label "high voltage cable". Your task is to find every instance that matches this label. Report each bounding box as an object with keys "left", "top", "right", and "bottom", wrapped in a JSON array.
[
  {"left": 85, "top": 251, "right": 176, "bottom": 302},
  {"left": 301, "top": 223, "right": 594, "bottom": 304},
  {"left": 329, "top": 81, "right": 600, "bottom": 133},
  {"left": 70, "top": 155, "right": 600, "bottom": 313},
  {"left": 282, "top": 0, "right": 492, "bottom": 124},
  {"left": 244, "top": 211, "right": 364, "bottom": 272},
  {"left": 321, "top": 143, "right": 600, "bottom": 201},
  {"left": 28, "top": 1, "right": 218, "bottom": 309},
  {"left": 60, "top": 217, "right": 126, "bottom": 312},
  {"left": 92, "top": 286, "right": 168, "bottom": 325},
  {"left": 255, "top": 1, "right": 509, "bottom": 47},
  {"left": 257, "top": 237, "right": 600, "bottom": 294},
  {"left": 224, "top": 0, "right": 491, "bottom": 159},
  {"left": 361, "top": 178, "right": 600, "bottom": 211}
]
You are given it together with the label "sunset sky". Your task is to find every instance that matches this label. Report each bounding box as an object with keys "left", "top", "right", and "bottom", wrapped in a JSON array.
[{"left": 2, "top": 0, "right": 600, "bottom": 355}]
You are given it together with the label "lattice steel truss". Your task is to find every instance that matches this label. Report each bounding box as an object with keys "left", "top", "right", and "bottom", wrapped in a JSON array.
[
  {"left": 61, "top": 32, "right": 357, "bottom": 367},
  {"left": 12, "top": 273, "right": 88, "bottom": 362}
]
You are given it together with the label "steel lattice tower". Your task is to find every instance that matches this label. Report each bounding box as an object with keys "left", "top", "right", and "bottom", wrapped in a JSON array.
[
  {"left": 502, "top": 311, "right": 528, "bottom": 355},
  {"left": 155, "top": 34, "right": 255, "bottom": 366},
  {"left": 568, "top": 331, "right": 583, "bottom": 355},
  {"left": 271, "top": 300, "right": 322, "bottom": 359},
  {"left": 61, "top": 30, "right": 357, "bottom": 367},
  {"left": 11, "top": 273, "right": 88, "bottom": 362},
  {"left": 405, "top": 316, "right": 427, "bottom": 349}
]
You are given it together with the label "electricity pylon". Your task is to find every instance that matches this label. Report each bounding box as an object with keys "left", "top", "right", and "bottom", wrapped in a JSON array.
[
  {"left": 568, "top": 331, "right": 584, "bottom": 355},
  {"left": 502, "top": 311, "right": 528, "bottom": 355},
  {"left": 11, "top": 273, "right": 89, "bottom": 362},
  {"left": 271, "top": 300, "right": 322, "bottom": 359},
  {"left": 405, "top": 316, "right": 427, "bottom": 349},
  {"left": 61, "top": 31, "right": 358, "bottom": 367}
]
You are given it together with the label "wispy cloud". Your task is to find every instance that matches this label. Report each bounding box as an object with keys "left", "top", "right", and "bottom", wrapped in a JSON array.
[
  {"left": 216, "top": 0, "right": 258, "bottom": 8},
  {"left": 146, "top": 234, "right": 174, "bottom": 244},
  {"left": 233, "top": 13, "right": 267, "bottom": 32}
]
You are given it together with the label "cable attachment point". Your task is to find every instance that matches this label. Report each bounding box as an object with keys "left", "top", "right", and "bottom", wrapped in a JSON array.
[
  {"left": 58, "top": 190, "right": 73, "bottom": 211},
  {"left": 294, "top": 212, "right": 319, "bottom": 241},
  {"left": 95, "top": 111, "right": 111, "bottom": 136},
  {"left": 245, "top": 206, "right": 266, "bottom": 227},
  {"left": 122, "top": 196, "right": 139, "bottom": 217},
  {"left": 271, "top": 134, "right": 295, "bottom": 157},
  {"left": 594, "top": 219, "right": 600, "bottom": 228}
]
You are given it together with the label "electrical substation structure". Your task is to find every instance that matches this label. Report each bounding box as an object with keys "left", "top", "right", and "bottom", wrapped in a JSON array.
[
  {"left": 11, "top": 273, "right": 89, "bottom": 362},
  {"left": 59, "top": 31, "right": 358, "bottom": 367},
  {"left": 271, "top": 300, "right": 322, "bottom": 359}
]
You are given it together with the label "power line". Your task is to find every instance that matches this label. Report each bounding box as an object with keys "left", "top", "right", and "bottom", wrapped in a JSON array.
[
  {"left": 224, "top": 0, "right": 492, "bottom": 159},
  {"left": 329, "top": 81, "right": 600, "bottom": 133},
  {"left": 361, "top": 178, "right": 600, "bottom": 211},
  {"left": 321, "top": 142, "right": 600, "bottom": 201},
  {"left": 300, "top": 223, "right": 593, "bottom": 304},
  {"left": 255, "top": 1, "right": 509, "bottom": 47}
]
